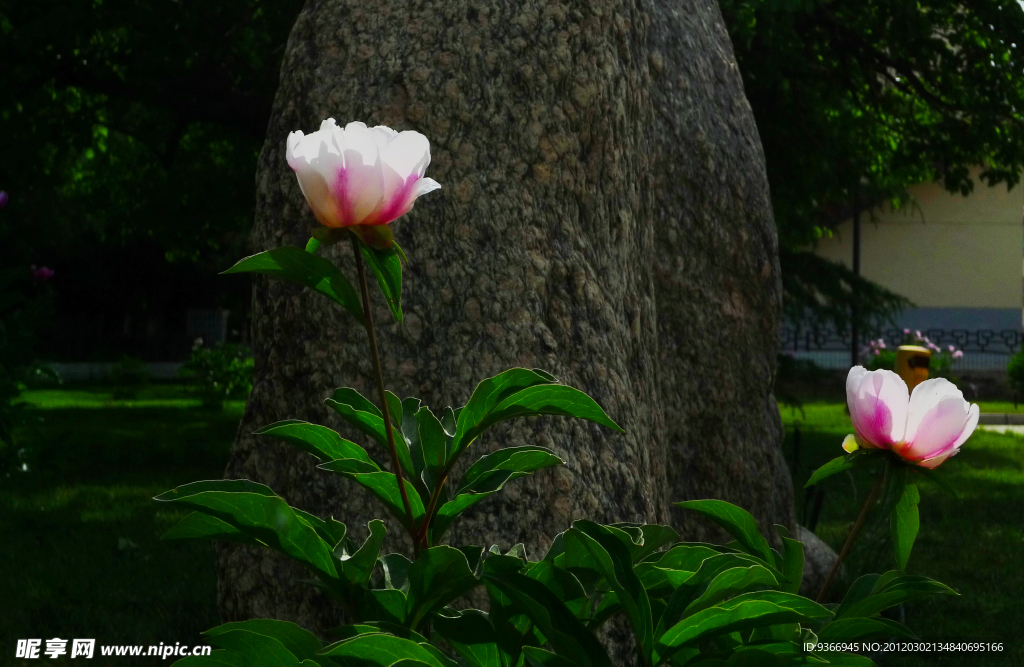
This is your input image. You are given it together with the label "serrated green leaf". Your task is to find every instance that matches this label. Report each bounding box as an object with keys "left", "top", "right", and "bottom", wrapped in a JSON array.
[
  {"left": 406, "top": 546, "right": 480, "bottom": 630},
  {"left": 891, "top": 483, "right": 920, "bottom": 571},
  {"left": 675, "top": 500, "right": 774, "bottom": 564},
  {"left": 154, "top": 480, "right": 336, "bottom": 580},
  {"left": 359, "top": 241, "right": 403, "bottom": 322},
  {"left": 223, "top": 247, "right": 363, "bottom": 324},
  {"left": 316, "top": 464, "right": 425, "bottom": 526},
  {"left": 205, "top": 620, "right": 321, "bottom": 660},
  {"left": 255, "top": 420, "right": 377, "bottom": 465}
]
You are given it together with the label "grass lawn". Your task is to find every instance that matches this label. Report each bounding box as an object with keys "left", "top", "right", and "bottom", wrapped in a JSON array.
[
  {"left": 780, "top": 402, "right": 1024, "bottom": 666},
  {"left": 2, "top": 383, "right": 244, "bottom": 665}
]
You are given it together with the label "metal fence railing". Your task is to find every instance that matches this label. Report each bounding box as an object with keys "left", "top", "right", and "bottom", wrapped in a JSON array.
[{"left": 779, "top": 327, "right": 1024, "bottom": 371}]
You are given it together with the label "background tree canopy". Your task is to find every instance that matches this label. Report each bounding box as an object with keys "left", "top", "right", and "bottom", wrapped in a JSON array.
[
  {"left": 1, "top": 0, "right": 1022, "bottom": 358},
  {"left": 0, "top": 0, "right": 303, "bottom": 359},
  {"left": 720, "top": 0, "right": 1024, "bottom": 333}
]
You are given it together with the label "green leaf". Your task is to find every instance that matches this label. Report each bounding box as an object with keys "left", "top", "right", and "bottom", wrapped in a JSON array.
[
  {"left": 204, "top": 629, "right": 301, "bottom": 666},
  {"left": 328, "top": 622, "right": 426, "bottom": 643},
  {"left": 682, "top": 565, "right": 779, "bottom": 617},
  {"left": 360, "top": 241, "right": 403, "bottom": 322},
  {"left": 320, "top": 633, "right": 446, "bottom": 667},
  {"left": 358, "top": 589, "right": 408, "bottom": 625},
  {"left": 567, "top": 521, "right": 654, "bottom": 662},
  {"left": 818, "top": 617, "right": 916, "bottom": 641},
  {"left": 171, "top": 651, "right": 248, "bottom": 667},
  {"left": 454, "top": 380, "right": 623, "bottom": 460},
  {"left": 292, "top": 508, "right": 348, "bottom": 548},
  {"left": 657, "top": 553, "right": 775, "bottom": 635},
  {"left": 891, "top": 483, "right": 920, "bottom": 571},
  {"left": 804, "top": 449, "right": 881, "bottom": 488},
  {"left": 876, "top": 459, "right": 908, "bottom": 526},
  {"left": 417, "top": 406, "right": 449, "bottom": 491},
  {"left": 483, "top": 571, "right": 615, "bottom": 667},
  {"left": 810, "top": 652, "right": 877, "bottom": 666},
  {"left": 162, "top": 512, "right": 263, "bottom": 546},
  {"left": 326, "top": 388, "right": 415, "bottom": 476},
  {"left": 450, "top": 369, "right": 559, "bottom": 458},
  {"left": 396, "top": 397, "right": 425, "bottom": 475},
  {"left": 339, "top": 520, "right": 386, "bottom": 586},
  {"left": 522, "top": 646, "right": 578, "bottom": 667},
  {"left": 223, "top": 247, "right": 363, "bottom": 324},
  {"left": 675, "top": 500, "right": 774, "bottom": 564},
  {"left": 773, "top": 525, "right": 805, "bottom": 594},
  {"left": 432, "top": 609, "right": 504, "bottom": 667},
  {"left": 430, "top": 459, "right": 555, "bottom": 544},
  {"left": 154, "top": 480, "right": 337, "bottom": 580},
  {"left": 205, "top": 620, "right": 322, "bottom": 660},
  {"left": 405, "top": 546, "right": 480, "bottom": 630},
  {"left": 656, "top": 591, "right": 832, "bottom": 657},
  {"left": 613, "top": 523, "right": 681, "bottom": 564},
  {"left": 836, "top": 573, "right": 956, "bottom": 619},
  {"left": 255, "top": 420, "right": 376, "bottom": 465},
  {"left": 380, "top": 553, "right": 413, "bottom": 594},
  {"left": 457, "top": 446, "right": 565, "bottom": 495},
  {"left": 316, "top": 464, "right": 425, "bottom": 526}
]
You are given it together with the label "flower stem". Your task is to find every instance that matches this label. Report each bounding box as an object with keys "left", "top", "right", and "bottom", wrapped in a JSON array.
[
  {"left": 351, "top": 236, "right": 418, "bottom": 554},
  {"left": 816, "top": 473, "right": 885, "bottom": 602}
]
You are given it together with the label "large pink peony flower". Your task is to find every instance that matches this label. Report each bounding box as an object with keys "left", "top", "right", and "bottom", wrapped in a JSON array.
[
  {"left": 844, "top": 366, "right": 978, "bottom": 469},
  {"left": 286, "top": 119, "right": 441, "bottom": 232}
]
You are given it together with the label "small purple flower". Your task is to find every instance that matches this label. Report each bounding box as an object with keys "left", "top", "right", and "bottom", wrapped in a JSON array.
[
  {"left": 915, "top": 330, "right": 922, "bottom": 338},
  {"left": 948, "top": 345, "right": 955, "bottom": 352},
  {"left": 953, "top": 350, "right": 964, "bottom": 359},
  {"left": 0, "top": 191, "right": 8, "bottom": 209},
  {"left": 33, "top": 266, "right": 54, "bottom": 281},
  {"left": 903, "top": 328, "right": 910, "bottom": 335}
]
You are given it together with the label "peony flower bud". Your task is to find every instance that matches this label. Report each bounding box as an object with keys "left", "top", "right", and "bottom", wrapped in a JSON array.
[
  {"left": 33, "top": 266, "right": 54, "bottom": 281},
  {"left": 286, "top": 119, "right": 441, "bottom": 247},
  {"left": 845, "top": 366, "right": 978, "bottom": 469}
]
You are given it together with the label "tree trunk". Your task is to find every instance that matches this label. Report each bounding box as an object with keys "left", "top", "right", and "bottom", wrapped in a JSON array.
[{"left": 217, "top": 0, "right": 793, "bottom": 653}]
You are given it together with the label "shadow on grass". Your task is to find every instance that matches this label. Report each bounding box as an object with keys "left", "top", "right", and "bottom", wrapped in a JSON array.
[{"left": 2, "top": 398, "right": 242, "bottom": 665}]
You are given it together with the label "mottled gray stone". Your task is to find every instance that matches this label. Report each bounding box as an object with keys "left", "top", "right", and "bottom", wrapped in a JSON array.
[
  {"left": 797, "top": 524, "right": 841, "bottom": 599},
  {"left": 217, "top": 0, "right": 794, "bottom": 657}
]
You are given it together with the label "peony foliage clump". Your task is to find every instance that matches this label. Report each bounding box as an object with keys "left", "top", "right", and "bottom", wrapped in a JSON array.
[{"left": 158, "top": 121, "right": 971, "bottom": 667}]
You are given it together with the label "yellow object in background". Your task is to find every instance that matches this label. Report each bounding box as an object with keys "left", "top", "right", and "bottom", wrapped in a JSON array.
[{"left": 896, "top": 345, "right": 931, "bottom": 391}]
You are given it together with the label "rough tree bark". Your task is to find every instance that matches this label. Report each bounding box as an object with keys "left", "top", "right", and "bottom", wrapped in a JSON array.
[{"left": 218, "top": 0, "right": 793, "bottom": 654}]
